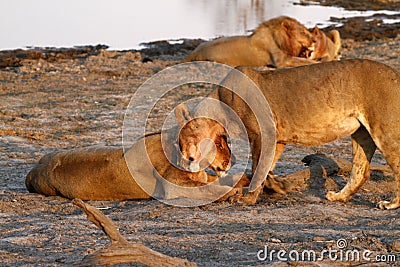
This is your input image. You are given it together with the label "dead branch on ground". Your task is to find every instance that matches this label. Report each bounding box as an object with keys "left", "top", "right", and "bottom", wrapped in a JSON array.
[{"left": 72, "top": 198, "right": 197, "bottom": 267}]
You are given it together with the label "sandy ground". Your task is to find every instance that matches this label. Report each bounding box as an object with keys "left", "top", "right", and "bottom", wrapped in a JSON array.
[{"left": 1, "top": 7, "right": 400, "bottom": 267}]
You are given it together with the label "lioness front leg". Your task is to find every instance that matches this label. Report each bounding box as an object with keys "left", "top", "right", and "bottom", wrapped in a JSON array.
[
  {"left": 230, "top": 140, "right": 289, "bottom": 204},
  {"left": 326, "top": 127, "right": 376, "bottom": 203},
  {"left": 252, "top": 138, "right": 289, "bottom": 193},
  {"left": 228, "top": 134, "right": 264, "bottom": 204},
  {"left": 230, "top": 172, "right": 288, "bottom": 204},
  {"left": 263, "top": 143, "right": 290, "bottom": 194}
]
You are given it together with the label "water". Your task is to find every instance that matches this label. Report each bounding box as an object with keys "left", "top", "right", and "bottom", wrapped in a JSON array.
[{"left": 1, "top": 0, "right": 399, "bottom": 50}]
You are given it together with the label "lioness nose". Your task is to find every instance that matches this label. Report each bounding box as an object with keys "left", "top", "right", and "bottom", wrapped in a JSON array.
[{"left": 187, "top": 144, "right": 198, "bottom": 162}]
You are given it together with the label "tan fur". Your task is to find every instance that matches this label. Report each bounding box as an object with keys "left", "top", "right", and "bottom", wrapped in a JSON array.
[
  {"left": 185, "top": 16, "right": 318, "bottom": 68},
  {"left": 188, "top": 59, "right": 400, "bottom": 209},
  {"left": 25, "top": 146, "right": 149, "bottom": 200},
  {"left": 26, "top": 105, "right": 249, "bottom": 201},
  {"left": 174, "top": 103, "right": 232, "bottom": 177},
  {"left": 306, "top": 26, "right": 341, "bottom": 62}
]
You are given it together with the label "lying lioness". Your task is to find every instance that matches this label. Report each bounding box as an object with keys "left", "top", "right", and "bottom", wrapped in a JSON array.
[
  {"left": 306, "top": 26, "right": 341, "bottom": 62},
  {"left": 186, "top": 59, "right": 400, "bottom": 209},
  {"left": 185, "top": 16, "right": 318, "bottom": 68},
  {"left": 26, "top": 104, "right": 249, "bottom": 202}
]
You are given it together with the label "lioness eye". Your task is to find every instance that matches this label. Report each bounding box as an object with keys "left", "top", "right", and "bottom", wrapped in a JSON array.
[{"left": 215, "top": 142, "right": 223, "bottom": 149}]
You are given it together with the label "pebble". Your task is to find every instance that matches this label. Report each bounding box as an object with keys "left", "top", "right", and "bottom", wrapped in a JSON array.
[
  {"left": 270, "top": 238, "right": 282, "bottom": 243},
  {"left": 389, "top": 239, "right": 400, "bottom": 252},
  {"left": 313, "top": 236, "right": 326, "bottom": 242}
]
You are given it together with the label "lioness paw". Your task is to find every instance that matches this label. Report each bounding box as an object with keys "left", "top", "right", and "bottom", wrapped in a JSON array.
[
  {"left": 217, "top": 188, "right": 242, "bottom": 202},
  {"left": 237, "top": 194, "right": 258, "bottom": 204},
  {"left": 227, "top": 193, "right": 243, "bottom": 204},
  {"left": 326, "top": 191, "right": 351, "bottom": 202},
  {"left": 264, "top": 175, "right": 291, "bottom": 194},
  {"left": 377, "top": 200, "right": 400, "bottom": 210},
  {"left": 326, "top": 191, "right": 340, "bottom": 202},
  {"left": 227, "top": 191, "right": 259, "bottom": 204}
]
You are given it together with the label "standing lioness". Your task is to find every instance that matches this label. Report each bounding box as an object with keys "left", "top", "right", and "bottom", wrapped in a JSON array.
[{"left": 186, "top": 59, "right": 400, "bottom": 209}]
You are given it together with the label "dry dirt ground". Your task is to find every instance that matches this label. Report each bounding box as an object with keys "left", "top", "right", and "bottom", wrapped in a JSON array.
[{"left": 1, "top": 7, "right": 400, "bottom": 267}]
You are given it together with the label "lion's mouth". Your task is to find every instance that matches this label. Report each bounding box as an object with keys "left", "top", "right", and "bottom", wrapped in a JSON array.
[
  {"left": 181, "top": 159, "right": 230, "bottom": 178},
  {"left": 299, "top": 43, "right": 315, "bottom": 58},
  {"left": 188, "top": 162, "right": 201, "bottom": 172},
  {"left": 179, "top": 158, "right": 210, "bottom": 173}
]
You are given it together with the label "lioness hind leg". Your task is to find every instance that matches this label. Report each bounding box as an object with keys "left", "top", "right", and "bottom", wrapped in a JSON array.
[
  {"left": 378, "top": 198, "right": 400, "bottom": 210},
  {"left": 326, "top": 126, "right": 376, "bottom": 202},
  {"left": 377, "top": 154, "right": 400, "bottom": 210}
]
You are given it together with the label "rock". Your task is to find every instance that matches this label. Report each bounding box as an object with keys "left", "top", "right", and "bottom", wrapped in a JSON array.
[
  {"left": 0, "top": 45, "right": 109, "bottom": 68},
  {"left": 389, "top": 239, "right": 400, "bottom": 252}
]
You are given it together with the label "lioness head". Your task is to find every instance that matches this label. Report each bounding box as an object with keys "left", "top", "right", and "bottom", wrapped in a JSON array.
[
  {"left": 175, "top": 104, "right": 232, "bottom": 177},
  {"left": 303, "top": 26, "right": 341, "bottom": 61}
]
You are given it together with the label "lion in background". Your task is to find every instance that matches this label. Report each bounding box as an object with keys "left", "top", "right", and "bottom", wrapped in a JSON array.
[
  {"left": 185, "top": 16, "right": 319, "bottom": 68},
  {"left": 25, "top": 104, "right": 249, "bottom": 202}
]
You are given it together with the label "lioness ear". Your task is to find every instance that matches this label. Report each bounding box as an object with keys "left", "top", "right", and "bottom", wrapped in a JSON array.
[
  {"left": 327, "top": 30, "right": 340, "bottom": 43},
  {"left": 311, "top": 26, "right": 319, "bottom": 34},
  {"left": 210, "top": 120, "right": 227, "bottom": 137},
  {"left": 175, "top": 103, "right": 192, "bottom": 128}
]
